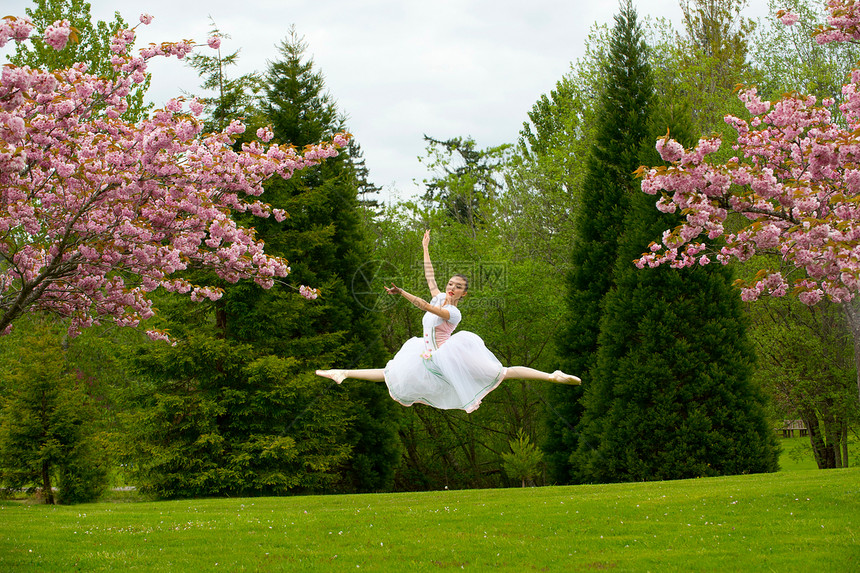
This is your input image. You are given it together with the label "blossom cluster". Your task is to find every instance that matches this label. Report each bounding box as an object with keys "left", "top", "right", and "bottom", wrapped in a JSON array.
[
  {"left": 0, "top": 15, "right": 348, "bottom": 339},
  {"left": 298, "top": 285, "right": 319, "bottom": 300},
  {"left": 809, "top": 0, "right": 860, "bottom": 44},
  {"left": 637, "top": 84, "right": 860, "bottom": 304},
  {"left": 636, "top": 1, "right": 860, "bottom": 305}
]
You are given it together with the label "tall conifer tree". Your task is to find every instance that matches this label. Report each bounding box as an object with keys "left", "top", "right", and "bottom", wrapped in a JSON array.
[
  {"left": 128, "top": 28, "right": 399, "bottom": 495},
  {"left": 245, "top": 27, "right": 400, "bottom": 492},
  {"left": 572, "top": 98, "right": 780, "bottom": 482},
  {"left": 546, "top": 0, "right": 654, "bottom": 483}
]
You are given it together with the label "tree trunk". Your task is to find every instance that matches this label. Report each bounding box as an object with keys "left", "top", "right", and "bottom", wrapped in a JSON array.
[
  {"left": 823, "top": 409, "right": 840, "bottom": 468},
  {"left": 842, "top": 424, "right": 849, "bottom": 468},
  {"left": 841, "top": 300, "right": 860, "bottom": 404},
  {"left": 41, "top": 462, "right": 54, "bottom": 505},
  {"left": 215, "top": 301, "right": 227, "bottom": 339},
  {"left": 801, "top": 410, "right": 830, "bottom": 469}
]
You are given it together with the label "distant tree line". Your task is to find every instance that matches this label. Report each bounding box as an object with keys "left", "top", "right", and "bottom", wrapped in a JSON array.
[{"left": 1, "top": 0, "right": 857, "bottom": 503}]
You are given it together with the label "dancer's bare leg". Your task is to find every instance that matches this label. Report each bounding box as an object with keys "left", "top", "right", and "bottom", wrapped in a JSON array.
[
  {"left": 315, "top": 368, "right": 385, "bottom": 384},
  {"left": 503, "top": 366, "right": 581, "bottom": 385}
]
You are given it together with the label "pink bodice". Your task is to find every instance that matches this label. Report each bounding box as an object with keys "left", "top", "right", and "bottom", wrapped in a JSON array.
[
  {"left": 435, "top": 321, "right": 456, "bottom": 346},
  {"left": 421, "top": 292, "right": 462, "bottom": 351}
]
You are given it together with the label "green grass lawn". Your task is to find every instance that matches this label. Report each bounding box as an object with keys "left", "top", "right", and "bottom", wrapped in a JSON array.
[
  {"left": 2, "top": 466, "right": 858, "bottom": 572},
  {"left": 777, "top": 435, "right": 820, "bottom": 472},
  {"left": 776, "top": 434, "right": 858, "bottom": 471}
]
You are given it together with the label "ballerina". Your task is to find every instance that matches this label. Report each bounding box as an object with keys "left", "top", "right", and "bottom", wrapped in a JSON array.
[{"left": 316, "top": 230, "right": 580, "bottom": 413}]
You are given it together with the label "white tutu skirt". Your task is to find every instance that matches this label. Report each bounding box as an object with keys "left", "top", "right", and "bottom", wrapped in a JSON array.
[{"left": 384, "top": 331, "right": 505, "bottom": 413}]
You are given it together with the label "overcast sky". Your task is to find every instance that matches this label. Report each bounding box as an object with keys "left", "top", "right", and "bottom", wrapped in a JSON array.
[{"left": 4, "top": 0, "right": 774, "bottom": 202}]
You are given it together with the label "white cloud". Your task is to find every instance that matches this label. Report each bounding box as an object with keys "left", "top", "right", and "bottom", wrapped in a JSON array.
[{"left": 2, "top": 0, "right": 774, "bottom": 198}]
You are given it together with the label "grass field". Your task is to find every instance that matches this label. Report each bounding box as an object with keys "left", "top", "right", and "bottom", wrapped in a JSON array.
[{"left": 2, "top": 451, "right": 858, "bottom": 572}]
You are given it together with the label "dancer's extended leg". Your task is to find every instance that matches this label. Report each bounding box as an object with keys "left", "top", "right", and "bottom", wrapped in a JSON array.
[
  {"left": 503, "top": 366, "right": 581, "bottom": 385},
  {"left": 315, "top": 368, "right": 386, "bottom": 384}
]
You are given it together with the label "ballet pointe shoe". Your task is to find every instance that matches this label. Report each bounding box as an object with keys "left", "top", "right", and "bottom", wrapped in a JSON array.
[
  {"left": 315, "top": 369, "right": 347, "bottom": 384},
  {"left": 550, "top": 370, "right": 581, "bottom": 385}
]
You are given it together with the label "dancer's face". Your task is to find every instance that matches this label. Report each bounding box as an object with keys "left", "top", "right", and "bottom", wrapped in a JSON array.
[{"left": 445, "top": 276, "right": 467, "bottom": 304}]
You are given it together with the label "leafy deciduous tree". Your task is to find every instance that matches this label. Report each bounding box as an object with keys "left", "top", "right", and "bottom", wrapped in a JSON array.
[
  {"left": 0, "top": 16, "right": 346, "bottom": 341},
  {"left": 420, "top": 135, "right": 510, "bottom": 229},
  {"left": 8, "top": 0, "right": 150, "bottom": 121},
  {"left": 636, "top": 0, "right": 860, "bottom": 405},
  {"left": 749, "top": 295, "right": 856, "bottom": 468}
]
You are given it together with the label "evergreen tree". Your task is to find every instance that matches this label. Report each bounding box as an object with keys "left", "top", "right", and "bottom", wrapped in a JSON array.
[
  {"left": 0, "top": 320, "right": 109, "bottom": 504},
  {"left": 124, "top": 335, "right": 353, "bottom": 497},
  {"left": 546, "top": 0, "right": 655, "bottom": 483},
  {"left": 126, "top": 27, "right": 399, "bottom": 495},
  {"left": 572, "top": 91, "right": 780, "bottom": 483},
  {"left": 184, "top": 20, "right": 265, "bottom": 134},
  {"left": 242, "top": 26, "right": 399, "bottom": 492}
]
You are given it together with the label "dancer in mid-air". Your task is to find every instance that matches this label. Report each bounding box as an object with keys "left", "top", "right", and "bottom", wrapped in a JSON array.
[{"left": 316, "top": 230, "right": 581, "bottom": 413}]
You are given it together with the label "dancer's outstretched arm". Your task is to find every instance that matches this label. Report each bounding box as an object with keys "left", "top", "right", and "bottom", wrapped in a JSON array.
[
  {"left": 386, "top": 283, "right": 451, "bottom": 321},
  {"left": 422, "top": 230, "right": 440, "bottom": 297},
  {"left": 503, "top": 366, "right": 581, "bottom": 385}
]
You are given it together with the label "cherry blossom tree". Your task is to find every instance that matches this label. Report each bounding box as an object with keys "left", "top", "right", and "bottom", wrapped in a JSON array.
[
  {"left": 0, "top": 14, "right": 346, "bottom": 341},
  {"left": 635, "top": 1, "right": 860, "bottom": 400}
]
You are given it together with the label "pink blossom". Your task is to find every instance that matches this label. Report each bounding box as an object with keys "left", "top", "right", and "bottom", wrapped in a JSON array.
[
  {"left": 257, "top": 126, "right": 274, "bottom": 142},
  {"left": 188, "top": 98, "right": 204, "bottom": 116},
  {"left": 779, "top": 10, "right": 799, "bottom": 26},
  {"left": 139, "top": 13, "right": 154, "bottom": 25},
  {"left": 0, "top": 13, "right": 352, "bottom": 340},
  {"left": 226, "top": 119, "right": 246, "bottom": 135},
  {"left": 208, "top": 36, "right": 221, "bottom": 50},
  {"left": 43, "top": 19, "right": 72, "bottom": 51},
  {"left": 299, "top": 285, "right": 319, "bottom": 300},
  {"left": 0, "top": 17, "right": 34, "bottom": 47},
  {"left": 636, "top": 5, "right": 860, "bottom": 307},
  {"left": 656, "top": 137, "right": 684, "bottom": 162}
]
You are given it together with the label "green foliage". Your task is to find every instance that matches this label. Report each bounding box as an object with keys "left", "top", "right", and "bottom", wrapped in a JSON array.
[
  {"left": 0, "top": 319, "right": 108, "bottom": 504},
  {"left": 568, "top": 45, "right": 779, "bottom": 482},
  {"left": 576, "top": 252, "right": 779, "bottom": 482},
  {"left": 8, "top": 0, "right": 150, "bottom": 121},
  {"left": 547, "top": 0, "right": 655, "bottom": 484},
  {"left": 420, "top": 135, "right": 511, "bottom": 228},
  {"left": 128, "top": 25, "right": 399, "bottom": 497},
  {"left": 501, "top": 429, "right": 544, "bottom": 487},
  {"left": 124, "top": 335, "right": 353, "bottom": 497},
  {"left": 505, "top": 39, "right": 609, "bottom": 268},
  {"left": 367, "top": 199, "right": 568, "bottom": 490},
  {"left": 747, "top": 294, "right": 858, "bottom": 469},
  {"left": 674, "top": 0, "right": 755, "bottom": 134},
  {"left": 751, "top": 0, "right": 860, "bottom": 105},
  {"left": 255, "top": 27, "right": 399, "bottom": 492}
]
